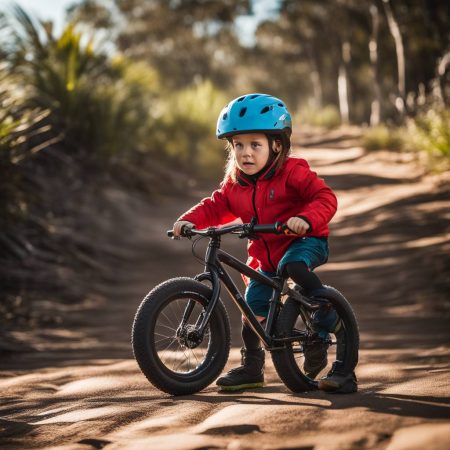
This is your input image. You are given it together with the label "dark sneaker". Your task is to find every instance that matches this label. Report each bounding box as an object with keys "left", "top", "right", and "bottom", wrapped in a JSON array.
[
  {"left": 318, "top": 361, "right": 357, "bottom": 393},
  {"left": 216, "top": 347, "right": 264, "bottom": 391},
  {"left": 303, "top": 338, "right": 329, "bottom": 379}
]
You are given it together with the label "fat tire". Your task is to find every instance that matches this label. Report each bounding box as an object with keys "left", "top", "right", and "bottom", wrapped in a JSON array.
[
  {"left": 132, "top": 277, "right": 230, "bottom": 395},
  {"left": 272, "top": 285, "right": 359, "bottom": 393}
]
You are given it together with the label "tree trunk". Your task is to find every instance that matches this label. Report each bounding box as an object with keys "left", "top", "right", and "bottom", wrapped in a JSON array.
[
  {"left": 382, "top": 0, "right": 406, "bottom": 114},
  {"left": 437, "top": 51, "right": 450, "bottom": 106},
  {"left": 307, "top": 46, "right": 323, "bottom": 108},
  {"left": 338, "top": 41, "right": 351, "bottom": 124},
  {"left": 369, "top": 3, "right": 381, "bottom": 126}
]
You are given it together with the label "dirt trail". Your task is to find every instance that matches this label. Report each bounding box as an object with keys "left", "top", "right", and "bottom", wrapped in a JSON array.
[{"left": 1, "top": 128, "right": 449, "bottom": 450}]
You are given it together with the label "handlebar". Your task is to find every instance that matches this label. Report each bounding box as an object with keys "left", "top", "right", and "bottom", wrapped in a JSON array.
[{"left": 167, "top": 222, "right": 292, "bottom": 239}]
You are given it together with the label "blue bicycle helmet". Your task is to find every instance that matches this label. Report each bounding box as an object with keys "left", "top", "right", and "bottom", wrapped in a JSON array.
[{"left": 216, "top": 93, "right": 292, "bottom": 139}]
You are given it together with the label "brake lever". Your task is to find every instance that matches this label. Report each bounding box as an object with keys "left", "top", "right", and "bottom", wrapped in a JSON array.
[
  {"left": 238, "top": 232, "right": 260, "bottom": 240},
  {"left": 238, "top": 218, "right": 260, "bottom": 240},
  {"left": 181, "top": 224, "right": 195, "bottom": 239},
  {"left": 277, "top": 223, "right": 298, "bottom": 236}
]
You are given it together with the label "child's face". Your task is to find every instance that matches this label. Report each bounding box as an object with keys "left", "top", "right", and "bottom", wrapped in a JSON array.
[{"left": 231, "top": 133, "right": 279, "bottom": 176}]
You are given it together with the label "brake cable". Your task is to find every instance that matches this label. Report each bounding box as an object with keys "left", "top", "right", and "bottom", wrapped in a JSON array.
[{"left": 191, "top": 235, "right": 207, "bottom": 265}]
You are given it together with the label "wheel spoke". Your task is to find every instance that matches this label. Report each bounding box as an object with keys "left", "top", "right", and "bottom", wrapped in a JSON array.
[
  {"left": 191, "top": 348, "right": 200, "bottom": 368},
  {"left": 187, "top": 348, "right": 192, "bottom": 371},
  {"left": 161, "top": 309, "right": 177, "bottom": 330},
  {"left": 176, "top": 299, "right": 185, "bottom": 323},
  {"left": 156, "top": 323, "right": 178, "bottom": 334},
  {"left": 173, "top": 347, "right": 189, "bottom": 371},
  {"left": 154, "top": 335, "right": 173, "bottom": 344},
  {"left": 157, "top": 299, "right": 203, "bottom": 373},
  {"left": 149, "top": 292, "right": 224, "bottom": 376},
  {"left": 154, "top": 331, "right": 174, "bottom": 339},
  {"left": 158, "top": 336, "right": 179, "bottom": 355}
]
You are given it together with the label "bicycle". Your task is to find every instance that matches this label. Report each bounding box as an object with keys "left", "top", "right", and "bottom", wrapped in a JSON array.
[{"left": 132, "top": 221, "right": 359, "bottom": 396}]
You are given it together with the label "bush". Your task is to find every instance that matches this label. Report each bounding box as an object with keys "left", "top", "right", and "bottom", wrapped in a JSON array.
[
  {"left": 362, "top": 125, "right": 403, "bottom": 151},
  {"left": 3, "top": 6, "right": 231, "bottom": 178},
  {"left": 362, "top": 107, "right": 450, "bottom": 172},
  {"left": 0, "top": 66, "right": 53, "bottom": 223},
  {"left": 296, "top": 104, "right": 341, "bottom": 130},
  {"left": 152, "top": 80, "right": 227, "bottom": 178},
  {"left": 3, "top": 6, "right": 158, "bottom": 161},
  {"left": 404, "top": 107, "right": 450, "bottom": 158}
]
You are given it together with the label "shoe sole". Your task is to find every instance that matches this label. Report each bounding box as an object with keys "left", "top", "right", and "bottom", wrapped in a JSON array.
[
  {"left": 217, "top": 382, "right": 265, "bottom": 392},
  {"left": 318, "top": 380, "right": 358, "bottom": 394}
]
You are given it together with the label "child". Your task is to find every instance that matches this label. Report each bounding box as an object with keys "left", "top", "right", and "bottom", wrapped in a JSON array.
[{"left": 172, "top": 93, "right": 357, "bottom": 393}]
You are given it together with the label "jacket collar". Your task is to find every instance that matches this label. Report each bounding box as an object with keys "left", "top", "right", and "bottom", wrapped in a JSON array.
[{"left": 236, "top": 158, "right": 278, "bottom": 186}]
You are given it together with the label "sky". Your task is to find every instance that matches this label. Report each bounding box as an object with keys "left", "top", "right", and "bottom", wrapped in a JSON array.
[
  {"left": 0, "top": 0, "right": 280, "bottom": 47},
  {"left": 0, "top": 0, "right": 75, "bottom": 35}
]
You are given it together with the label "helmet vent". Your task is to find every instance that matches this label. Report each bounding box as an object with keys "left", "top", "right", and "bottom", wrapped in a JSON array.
[
  {"left": 239, "top": 107, "right": 247, "bottom": 117},
  {"left": 237, "top": 96, "right": 245, "bottom": 102},
  {"left": 260, "top": 106, "right": 272, "bottom": 114},
  {"left": 278, "top": 103, "right": 284, "bottom": 107},
  {"left": 222, "top": 113, "right": 228, "bottom": 120},
  {"left": 250, "top": 94, "right": 260, "bottom": 99}
]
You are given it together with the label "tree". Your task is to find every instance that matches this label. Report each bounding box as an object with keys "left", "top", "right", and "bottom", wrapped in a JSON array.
[
  {"left": 381, "top": 0, "right": 406, "bottom": 114},
  {"left": 66, "top": 0, "right": 449, "bottom": 123},
  {"left": 255, "top": 0, "right": 372, "bottom": 123},
  {"left": 66, "top": 0, "right": 115, "bottom": 29},
  {"left": 369, "top": 2, "right": 381, "bottom": 125},
  {"left": 112, "top": 0, "right": 250, "bottom": 89}
]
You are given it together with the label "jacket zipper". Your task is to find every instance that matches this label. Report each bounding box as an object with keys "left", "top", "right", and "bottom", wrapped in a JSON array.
[{"left": 252, "top": 183, "right": 277, "bottom": 272}]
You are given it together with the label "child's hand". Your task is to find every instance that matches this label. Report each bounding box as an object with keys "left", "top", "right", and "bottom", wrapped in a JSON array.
[
  {"left": 173, "top": 221, "right": 194, "bottom": 238},
  {"left": 286, "top": 217, "right": 310, "bottom": 235}
]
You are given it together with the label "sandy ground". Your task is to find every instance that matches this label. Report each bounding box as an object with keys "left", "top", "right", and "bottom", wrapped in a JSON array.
[{"left": 1, "top": 128, "right": 449, "bottom": 450}]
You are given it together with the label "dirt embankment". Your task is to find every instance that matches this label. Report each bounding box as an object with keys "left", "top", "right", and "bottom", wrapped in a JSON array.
[{"left": 1, "top": 128, "right": 449, "bottom": 450}]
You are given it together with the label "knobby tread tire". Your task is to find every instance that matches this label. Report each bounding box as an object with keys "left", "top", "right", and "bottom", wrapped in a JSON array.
[{"left": 132, "top": 277, "right": 230, "bottom": 395}]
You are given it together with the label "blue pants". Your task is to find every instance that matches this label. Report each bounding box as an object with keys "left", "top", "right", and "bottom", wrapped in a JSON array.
[{"left": 245, "top": 237, "right": 329, "bottom": 318}]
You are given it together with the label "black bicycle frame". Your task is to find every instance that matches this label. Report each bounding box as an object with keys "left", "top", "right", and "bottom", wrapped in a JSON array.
[{"left": 184, "top": 234, "right": 318, "bottom": 350}]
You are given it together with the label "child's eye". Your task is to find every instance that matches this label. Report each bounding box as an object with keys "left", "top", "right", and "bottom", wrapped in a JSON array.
[
  {"left": 234, "top": 142, "right": 243, "bottom": 149},
  {"left": 251, "top": 142, "right": 261, "bottom": 149}
]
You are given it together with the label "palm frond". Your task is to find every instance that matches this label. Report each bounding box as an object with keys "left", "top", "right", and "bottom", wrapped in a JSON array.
[{"left": 11, "top": 3, "right": 48, "bottom": 61}]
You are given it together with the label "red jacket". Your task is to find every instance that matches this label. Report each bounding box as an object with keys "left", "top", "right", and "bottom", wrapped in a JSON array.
[{"left": 179, "top": 157, "right": 337, "bottom": 273}]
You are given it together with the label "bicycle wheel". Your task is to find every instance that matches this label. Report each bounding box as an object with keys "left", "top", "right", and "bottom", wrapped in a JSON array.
[
  {"left": 271, "top": 285, "right": 359, "bottom": 393},
  {"left": 132, "top": 277, "right": 230, "bottom": 395}
]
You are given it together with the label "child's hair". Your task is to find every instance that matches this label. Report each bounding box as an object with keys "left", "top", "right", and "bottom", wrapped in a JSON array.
[{"left": 223, "top": 133, "right": 291, "bottom": 183}]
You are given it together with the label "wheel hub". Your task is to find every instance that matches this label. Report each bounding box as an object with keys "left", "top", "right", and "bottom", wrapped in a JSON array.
[{"left": 177, "top": 325, "right": 203, "bottom": 349}]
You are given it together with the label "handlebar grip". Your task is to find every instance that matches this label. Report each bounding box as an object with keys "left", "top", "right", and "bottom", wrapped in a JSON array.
[
  {"left": 252, "top": 222, "right": 293, "bottom": 235},
  {"left": 167, "top": 225, "right": 195, "bottom": 239},
  {"left": 252, "top": 223, "right": 280, "bottom": 233}
]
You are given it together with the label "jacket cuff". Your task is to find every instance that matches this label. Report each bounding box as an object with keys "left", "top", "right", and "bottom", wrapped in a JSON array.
[{"left": 297, "top": 215, "right": 313, "bottom": 233}]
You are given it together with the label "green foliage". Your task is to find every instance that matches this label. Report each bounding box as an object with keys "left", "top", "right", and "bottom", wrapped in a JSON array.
[
  {"left": 402, "top": 107, "right": 450, "bottom": 170},
  {"left": 1, "top": 4, "right": 234, "bottom": 185},
  {"left": 363, "top": 107, "right": 450, "bottom": 172},
  {"left": 296, "top": 105, "right": 341, "bottom": 130},
  {"left": 67, "top": 0, "right": 450, "bottom": 126},
  {"left": 152, "top": 80, "right": 227, "bottom": 177},
  {"left": 113, "top": 58, "right": 161, "bottom": 153},
  {"left": 113, "top": 0, "right": 248, "bottom": 89},
  {"left": 0, "top": 67, "right": 53, "bottom": 223},
  {"left": 362, "top": 125, "right": 402, "bottom": 151},
  {"left": 405, "top": 108, "right": 450, "bottom": 158},
  {"left": 5, "top": 6, "right": 157, "bottom": 160}
]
